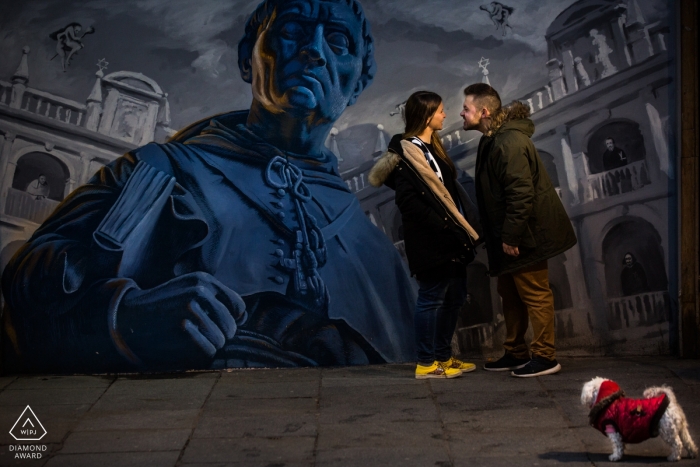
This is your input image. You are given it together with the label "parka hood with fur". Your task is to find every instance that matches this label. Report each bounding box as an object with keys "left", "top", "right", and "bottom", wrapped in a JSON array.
[{"left": 485, "top": 100, "right": 533, "bottom": 138}]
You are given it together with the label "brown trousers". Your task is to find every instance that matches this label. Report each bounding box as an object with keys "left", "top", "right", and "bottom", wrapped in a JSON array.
[{"left": 497, "top": 260, "right": 556, "bottom": 361}]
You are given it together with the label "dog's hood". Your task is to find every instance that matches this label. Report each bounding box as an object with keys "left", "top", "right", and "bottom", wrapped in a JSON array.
[
  {"left": 589, "top": 379, "right": 625, "bottom": 427},
  {"left": 594, "top": 380, "right": 623, "bottom": 406}
]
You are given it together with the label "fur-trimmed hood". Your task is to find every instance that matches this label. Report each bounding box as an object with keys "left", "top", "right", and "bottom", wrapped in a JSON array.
[
  {"left": 589, "top": 379, "right": 625, "bottom": 426},
  {"left": 485, "top": 100, "right": 532, "bottom": 138},
  {"left": 368, "top": 150, "right": 399, "bottom": 187},
  {"left": 369, "top": 139, "right": 479, "bottom": 243}
]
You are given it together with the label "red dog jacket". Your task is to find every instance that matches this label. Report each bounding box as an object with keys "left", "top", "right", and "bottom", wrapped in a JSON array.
[{"left": 589, "top": 379, "right": 669, "bottom": 444}]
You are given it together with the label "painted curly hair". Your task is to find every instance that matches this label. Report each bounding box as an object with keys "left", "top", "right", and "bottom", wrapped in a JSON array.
[{"left": 237, "top": 0, "right": 376, "bottom": 92}]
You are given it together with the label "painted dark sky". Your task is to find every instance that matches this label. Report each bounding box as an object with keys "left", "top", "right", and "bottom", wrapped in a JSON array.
[{"left": 0, "top": 0, "right": 668, "bottom": 167}]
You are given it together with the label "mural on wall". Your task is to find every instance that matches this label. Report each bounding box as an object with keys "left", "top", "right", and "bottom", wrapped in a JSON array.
[{"left": 0, "top": 0, "right": 677, "bottom": 373}]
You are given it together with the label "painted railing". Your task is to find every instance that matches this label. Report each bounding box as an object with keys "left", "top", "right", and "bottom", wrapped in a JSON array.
[
  {"left": 344, "top": 172, "right": 367, "bottom": 193},
  {"left": 0, "top": 81, "right": 87, "bottom": 127},
  {"left": 19, "top": 88, "right": 87, "bottom": 127},
  {"left": 607, "top": 290, "right": 668, "bottom": 330},
  {"left": 519, "top": 85, "right": 554, "bottom": 114},
  {"left": 5, "top": 187, "right": 60, "bottom": 224},
  {"left": 0, "top": 80, "right": 12, "bottom": 106},
  {"left": 582, "top": 160, "right": 650, "bottom": 202}
]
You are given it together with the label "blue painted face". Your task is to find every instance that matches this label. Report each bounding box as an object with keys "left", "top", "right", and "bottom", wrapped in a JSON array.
[{"left": 257, "top": 0, "right": 365, "bottom": 121}]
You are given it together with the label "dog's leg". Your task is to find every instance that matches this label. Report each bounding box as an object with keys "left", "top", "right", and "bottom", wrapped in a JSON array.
[
  {"left": 607, "top": 431, "right": 624, "bottom": 461},
  {"left": 659, "top": 421, "right": 683, "bottom": 462},
  {"left": 680, "top": 424, "right": 698, "bottom": 459}
]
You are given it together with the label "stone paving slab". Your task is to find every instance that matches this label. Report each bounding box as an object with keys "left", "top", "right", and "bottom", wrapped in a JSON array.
[
  {"left": 193, "top": 412, "right": 317, "bottom": 439},
  {"left": 317, "top": 420, "right": 444, "bottom": 449},
  {"left": 315, "top": 444, "right": 452, "bottom": 466},
  {"left": 209, "top": 380, "right": 319, "bottom": 400},
  {"left": 73, "top": 409, "right": 201, "bottom": 432},
  {"left": 0, "top": 387, "right": 107, "bottom": 407},
  {"left": 44, "top": 451, "right": 181, "bottom": 467},
  {"left": 59, "top": 429, "right": 192, "bottom": 454},
  {"left": 0, "top": 378, "right": 17, "bottom": 391},
  {"left": 180, "top": 436, "right": 315, "bottom": 464},
  {"left": 5, "top": 376, "right": 112, "bottom": 391}
]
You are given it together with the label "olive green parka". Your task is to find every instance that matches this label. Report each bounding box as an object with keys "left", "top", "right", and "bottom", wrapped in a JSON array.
[{"left": 475, "top": 101, "right": 577, "bottom": 276}]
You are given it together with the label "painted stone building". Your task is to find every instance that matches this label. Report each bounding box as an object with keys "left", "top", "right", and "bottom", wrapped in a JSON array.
[
  {"left": 441, "top": 0, "right": 675, "bottom": 356},
  {"left": 0, "top": 47, "right": 172, "bottom": 277}
]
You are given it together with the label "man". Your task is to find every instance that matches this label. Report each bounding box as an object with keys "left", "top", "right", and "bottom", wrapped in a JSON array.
[
  {"left": 602, "top": 137, "right": 627, "bottom": 172},
  {"left": 2, "top": 0, "right": 415, "bottom": 373},
  {"left": 460, "top": 83, "right": 577, "bottom": 377},
  {"left": 25, "top": 174, "right": 50, "bottom": 199},
  {"left": 620, "top": 252, "right": 650, "bottom": 296}
]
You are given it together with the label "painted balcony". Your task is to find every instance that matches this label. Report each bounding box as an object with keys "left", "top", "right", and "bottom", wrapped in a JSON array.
[
  {"left": 607, "top": 290, "right": 669, "bottom": 330},
  {"left": 581, "top": 160, "right": 651, "bottom": 203},
  {"left": 5, "top": 187, "right": 60, "bottom": 224}
]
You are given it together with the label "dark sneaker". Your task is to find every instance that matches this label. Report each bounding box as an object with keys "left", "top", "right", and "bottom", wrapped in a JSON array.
[
  {"left": 483, "top": 353, "right": 530, "bottom": 371},
  {"left": 511, "top": 356, "right": 561, "bottom": 378}
]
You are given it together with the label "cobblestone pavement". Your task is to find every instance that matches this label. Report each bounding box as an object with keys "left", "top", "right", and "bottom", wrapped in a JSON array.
[{"left": 0, "top": 357, "right": 698, "bottom": 466}]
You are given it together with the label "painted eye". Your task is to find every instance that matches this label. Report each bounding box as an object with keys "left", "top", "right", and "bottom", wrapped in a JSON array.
[
  {"left": 326, "top": 31, "right": 349, "bottom": 55},
  {"left": 280, "top": 22, "right": 303, "bottom": 39}
]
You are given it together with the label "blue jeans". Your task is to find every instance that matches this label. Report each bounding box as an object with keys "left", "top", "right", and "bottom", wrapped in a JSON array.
[{"left": 414, "top": 275, "right": 468, "bottom": 365}]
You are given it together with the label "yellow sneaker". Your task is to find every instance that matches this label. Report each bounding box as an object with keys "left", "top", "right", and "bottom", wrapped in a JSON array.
[
  {"left": 415, "top": 361, "right": 462, "bottom": 379},
  {"left": 440, "top": 357, "right": 476, "bottom": 373}
]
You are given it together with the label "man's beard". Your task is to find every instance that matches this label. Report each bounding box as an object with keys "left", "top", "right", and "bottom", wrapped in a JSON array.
[{"left": 463, "top": 119, "right": 480, "bottom": 131}]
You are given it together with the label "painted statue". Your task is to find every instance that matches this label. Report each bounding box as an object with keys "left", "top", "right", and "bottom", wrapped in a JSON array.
[
  {"left": 49, "top": 23, "right": 96, "bottom": 72},
  {"left": 2, "top": 0, "right": 415, "bottom": 373}
]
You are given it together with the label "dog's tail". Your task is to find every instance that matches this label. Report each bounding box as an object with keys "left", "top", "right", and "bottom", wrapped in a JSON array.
[
  {"left": 645, "top": 386, "right": 698, "bottom": 458},
  {"left": 643, "top": 385, "right": 677, "bottom": 405}
]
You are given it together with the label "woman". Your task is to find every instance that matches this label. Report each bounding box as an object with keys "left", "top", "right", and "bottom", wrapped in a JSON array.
[{"left": 369, "top": 91, "right": 482, "bottom": 379}]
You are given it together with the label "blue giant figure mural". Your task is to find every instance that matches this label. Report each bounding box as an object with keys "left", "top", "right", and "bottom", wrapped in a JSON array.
[
  {"left": 1, "top": 0, "right": 415, "bottom": 372},
  {"left": 0, "top": 0, "right": 680, "bottom": 373}
]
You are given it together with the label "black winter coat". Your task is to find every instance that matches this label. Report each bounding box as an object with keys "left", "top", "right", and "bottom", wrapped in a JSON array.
[
  {"left": 369, "top": 135, "right": 482, "bottom": 277},
  {"left": 475, "top": 102, "right": 577, "bottom": 276}
]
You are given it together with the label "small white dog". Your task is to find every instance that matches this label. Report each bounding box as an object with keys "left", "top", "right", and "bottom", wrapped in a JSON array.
[{"left": 581, "top": 377, "right": 698, "bottom": 462}]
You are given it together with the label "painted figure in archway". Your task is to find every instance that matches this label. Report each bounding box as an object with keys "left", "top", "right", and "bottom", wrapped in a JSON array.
[
  {"left": 2, "top": 0, "right": 415, "bottom": 373},
  {"left": 602, "top": 137, "right": 627, "bottom": 171},
  {"left": 24, "top": 174, "right": 50, "bottom": 200},
  {"left": 621, "top": 252, "right": 650, "bottom": 296}
]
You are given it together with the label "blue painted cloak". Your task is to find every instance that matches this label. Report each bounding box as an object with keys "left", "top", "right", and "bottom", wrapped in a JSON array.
[{"left": 2, "top": 111, "right": 416, "bottom": 372}]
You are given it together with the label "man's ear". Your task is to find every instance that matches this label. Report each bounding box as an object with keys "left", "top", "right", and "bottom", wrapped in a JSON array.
[
  {"left": 347, "top": 79, "right": 365, "bottom": 106},
  {"left": 238, "top": 39, "right": 254, "bottom": 84},
  {"left": 481, "top": 107, "right": 491, "bottom": 119}
]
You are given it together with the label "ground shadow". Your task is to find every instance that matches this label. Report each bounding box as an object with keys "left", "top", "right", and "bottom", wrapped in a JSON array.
[{"left": 540, "top": 451, "right": 673, "bottom": 464}]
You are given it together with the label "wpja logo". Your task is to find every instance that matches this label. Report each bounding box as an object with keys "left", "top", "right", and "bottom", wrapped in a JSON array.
[{"left": 8, "top": 406, "right": 48, "bottom": 460}]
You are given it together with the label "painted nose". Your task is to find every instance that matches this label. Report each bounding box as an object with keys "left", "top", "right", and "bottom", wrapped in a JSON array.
[{"left": 301, "top": 25, "right": 327, "bottom": 67}]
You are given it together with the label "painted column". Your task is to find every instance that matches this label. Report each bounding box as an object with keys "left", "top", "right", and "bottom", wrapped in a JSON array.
[
  {"left": 558, "top": 127, "right": 580, "bottom": 206},
  {"left": 85, "top": 70, "right": 104, "bottom": 131},
  {"left": 645, "top": 102, "right": 671, "bottom": 179},
  {"left": 562, "top": 50, "right": 578, "bottom": 93},
  {"left": 10, "top": 47, "right": 30, "bottom": 110},
  {"left": 0, "top": 132, "right": 17, "bottom": 213},
  {"left": 79, "top": 153, "right": 93, "bottom": 185},
  {"left": 611, "top": 6, "right": 633, "bottom": 68},
  {"left": 98, "top": 88, "right": 120, "bottom": 135},
  {"left": 547, "top": 59, "right": 566, "bottom": 101},
  {"left": 560, "top": 236, "right": 596, "bottom": 339},
  {"left": 577, "top": 216, "right": 611, "bottom": 335},
  {"left": 625, "top": 0, "right": 654, "bottom": 63}
]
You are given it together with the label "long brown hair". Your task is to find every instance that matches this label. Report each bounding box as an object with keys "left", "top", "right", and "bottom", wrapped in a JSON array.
[{"left": 402, "top": 91, "right": 456, "bottom": 177}]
